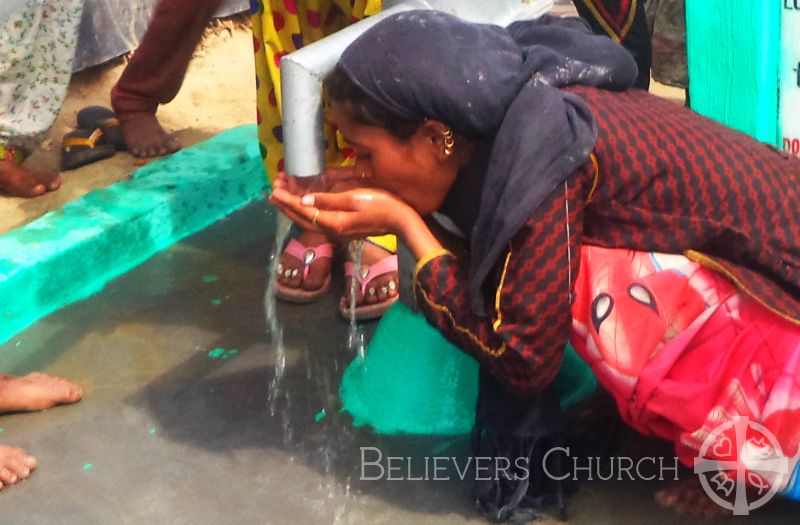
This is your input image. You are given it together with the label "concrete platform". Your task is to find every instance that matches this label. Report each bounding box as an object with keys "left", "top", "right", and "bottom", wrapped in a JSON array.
[
  {"left": 1, "top": 201, "right": 798, "bottom": 524},
  {"left": 0, "top": 125, "right": 267, "bottom": 347}
]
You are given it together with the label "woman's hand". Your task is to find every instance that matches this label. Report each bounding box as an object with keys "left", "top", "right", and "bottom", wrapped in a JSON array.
[
  {"left": 269, "top": 187, "right": 414, "bottom": 241},
  {"left": 270, "top": 181, "right": 447, "bottom": 261}
]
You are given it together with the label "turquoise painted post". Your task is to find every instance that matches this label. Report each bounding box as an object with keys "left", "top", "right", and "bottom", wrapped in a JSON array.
[
  {"left": 685, "top": 0, "right": 781, "bottom": 145},
  {"left": 781, "top": 1, "right": 800, "bottom": 156}
]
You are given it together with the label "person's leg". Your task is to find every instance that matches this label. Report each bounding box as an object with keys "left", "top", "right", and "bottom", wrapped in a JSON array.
[
  {"left": 0, "top": 0, "right": 82, "bottom": 195},
  {"left": 0, "top": 152, "right": 61, "bottom": 198},
  {"left": 111, "top": 0, "right": 224, "bottom": 157},
  {"left": 0, "top": 445, "right": 37, "bottom": 492},
  {"left": 0, "top": 373, "right": 81, "bottom": 492},
  {"left": 573, "top": 0, "right": 652, "bottom": 89},
  {"left": 0, "top": 373, "right": 83, "bottom": 413},
  {"left": 276, "top": 230, "right": 335, "bottom": 294}
]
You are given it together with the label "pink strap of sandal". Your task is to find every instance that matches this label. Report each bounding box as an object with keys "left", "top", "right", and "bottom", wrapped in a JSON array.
[
  {"left": 344, "top": 254, "right": 399, "bottom": 296},
  {"left": 284, "top": 239, "right": 335, "bottom": 279}
]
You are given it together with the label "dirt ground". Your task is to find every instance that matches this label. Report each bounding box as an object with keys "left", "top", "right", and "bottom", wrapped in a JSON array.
[{"left": 0, "top": 20, "right": 256, "bottom": 236}]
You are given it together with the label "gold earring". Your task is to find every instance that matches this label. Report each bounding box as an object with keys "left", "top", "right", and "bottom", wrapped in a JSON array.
[{"left": 442, "top": 128, "right": 455, "bottom": 156}]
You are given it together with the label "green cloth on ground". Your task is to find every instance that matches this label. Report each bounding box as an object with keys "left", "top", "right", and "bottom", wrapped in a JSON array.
[{"left": 340, "top": 302, "right": 597, "bottom": 435}]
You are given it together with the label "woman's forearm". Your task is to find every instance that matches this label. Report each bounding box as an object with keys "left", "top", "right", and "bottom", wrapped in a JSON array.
[{"left": 396, "top": 207, "right": 445, "bottom": 261}]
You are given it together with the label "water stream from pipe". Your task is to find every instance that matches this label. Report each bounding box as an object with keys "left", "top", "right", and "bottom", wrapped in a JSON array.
[
  {"left": 265, "top": 212, "right": 292, "bottom": 417},
  {"left": 264, "top": 211, "right": 368, "bottom": 494},
  {"left": 346, "top": 240, "right": 366, "bottom": 361}
]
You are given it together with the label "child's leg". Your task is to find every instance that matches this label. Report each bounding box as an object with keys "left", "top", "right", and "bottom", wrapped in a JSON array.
[{"left": 111, "top": 0, "right": 224, "bottom": 157}]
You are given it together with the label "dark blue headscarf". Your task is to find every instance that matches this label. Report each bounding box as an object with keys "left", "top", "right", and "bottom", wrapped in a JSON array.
[{"left": 339, "top": 11, "right": 637, "bottom": 313}]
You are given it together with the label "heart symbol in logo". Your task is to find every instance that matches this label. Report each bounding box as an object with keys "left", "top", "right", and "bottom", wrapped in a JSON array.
[{"left": 713, "top": 435, "right": 734, "bottom": 458}]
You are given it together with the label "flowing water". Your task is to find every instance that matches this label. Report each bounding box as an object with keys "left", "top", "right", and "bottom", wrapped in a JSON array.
[
  {"left": 265, "top": 212, "right": 292, "bottom": 417},
  {"left": 346, "top": 239, "right": 366, "bottom": 361},
  {"left": 263, "top": 210, "right": 369, "bottom": 491},
  {"left": 264, "top": 214, "right": 370, "bottom": 415}
]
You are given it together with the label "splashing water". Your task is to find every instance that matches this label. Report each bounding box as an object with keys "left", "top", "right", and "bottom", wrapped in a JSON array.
[
  {"left": 264, "top": 212, "right": 365, "bottom": 501},
  {"left": 346, "top": 240, "right": 366, "bottom": 361},
  {"left": 265, "top": 212, "right": 292, "bottom": 416}
]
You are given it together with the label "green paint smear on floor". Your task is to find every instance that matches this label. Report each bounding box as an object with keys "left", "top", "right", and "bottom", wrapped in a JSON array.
[
  {"left": 340, "top": 302, "right": 597, "bottom": 435},
  {"left": 208, "top": 348, "right": 225, "bottom": 359},
  {"left": 0, "top": 125, "right": 268, "bottom": 347},
  {"left": 208, "top": 348, "right": 237, "bottom": 360}
]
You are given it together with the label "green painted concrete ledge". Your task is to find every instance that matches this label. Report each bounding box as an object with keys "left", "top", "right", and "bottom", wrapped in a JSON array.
[{"left": 0, "top": 125, "right": 268, "bottom": 347}]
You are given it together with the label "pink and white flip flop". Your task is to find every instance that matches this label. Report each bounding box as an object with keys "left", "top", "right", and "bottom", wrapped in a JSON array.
[
  {"left": 275, "top": 238, "right": 336, "bottom": 304},
  {"left": 340, "top": 254, "right": 400, "bottom": 321}
]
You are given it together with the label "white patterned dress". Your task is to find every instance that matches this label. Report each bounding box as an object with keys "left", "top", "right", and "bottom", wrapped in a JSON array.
[{"left": 0, "top": 0, "right": 84, "bottom": 156}]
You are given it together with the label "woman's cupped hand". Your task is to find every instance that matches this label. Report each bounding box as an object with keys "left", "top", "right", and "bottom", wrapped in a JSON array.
[{"left": 269, "top": 185, "right": 414, "bottom": 241}]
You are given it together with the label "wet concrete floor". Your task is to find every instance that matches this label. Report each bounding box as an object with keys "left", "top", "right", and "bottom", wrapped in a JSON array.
[{"left": 1, "top": 201, "right": 798, "bottom": 524}]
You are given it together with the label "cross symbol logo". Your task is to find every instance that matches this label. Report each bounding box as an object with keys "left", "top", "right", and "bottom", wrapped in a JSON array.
[{"left": 694, "top": 416, "right": 789, "bottom": 515}]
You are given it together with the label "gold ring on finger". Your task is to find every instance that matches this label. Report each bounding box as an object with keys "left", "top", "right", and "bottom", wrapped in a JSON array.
[{"left": 311, "top": 209, "right": 320, "bottom": 226}]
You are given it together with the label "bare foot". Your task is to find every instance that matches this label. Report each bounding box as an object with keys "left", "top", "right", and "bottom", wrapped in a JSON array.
[
  {"left": 277, "top": 231, "right": 334, "bottom": 292},
  {"left": 0, "top": 160, "right": 61, "bottom": 198},
  {"left": 0, "top": 373, "right": 83, "bottom": 413},
  {"left": 655, "top": 477, "right": 733, "bottom": 518},
  {"left": 0, "top": 445, "right": 37, "bottom": 492},
  {"left": 119, "top": 113, "right": 180, "bottom": 158},
  {"left": 342, "top": 241, "right": 399, "bottom": 308}
]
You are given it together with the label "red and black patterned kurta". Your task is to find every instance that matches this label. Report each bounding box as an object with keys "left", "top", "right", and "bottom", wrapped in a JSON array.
[{"left": 414, "top": 86, "right": 800, "bottom": 398}]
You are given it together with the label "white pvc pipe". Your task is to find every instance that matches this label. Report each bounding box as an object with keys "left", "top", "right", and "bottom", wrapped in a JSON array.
[{"left": 280, "top": 2, "right": 427, "bottom": 177}]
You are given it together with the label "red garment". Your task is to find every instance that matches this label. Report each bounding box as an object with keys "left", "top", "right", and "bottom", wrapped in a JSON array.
[
  {"left": 576, "top": 86, "right": 800, "bottom": 321},
  {"left": 414, "top": 87, "right": 800, "bottom": 398},
  {"left": 571, "top": 246, "right": 800, "bottom": 494},
  {"left": 111, "top": 0, "right": 224, "bottom": 119}
]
